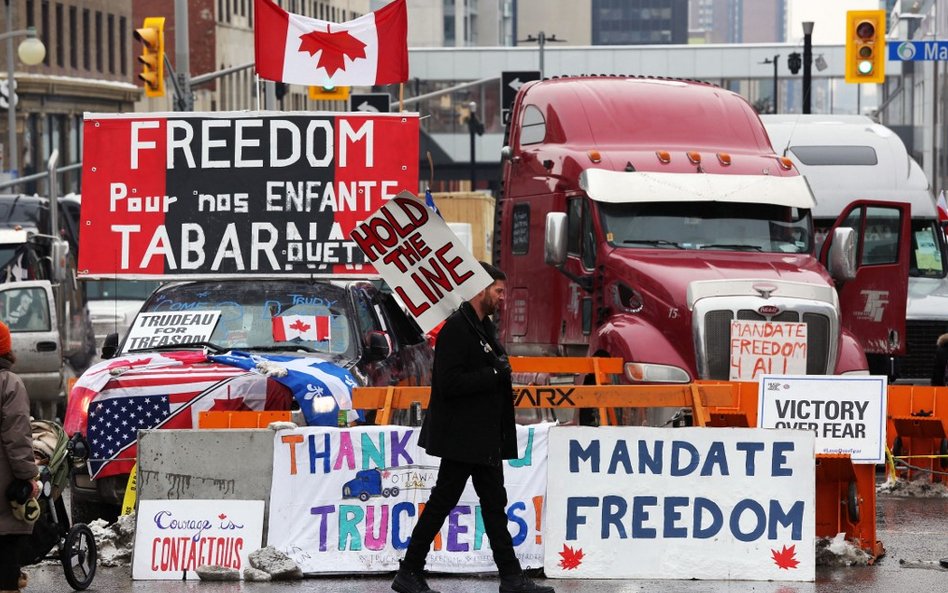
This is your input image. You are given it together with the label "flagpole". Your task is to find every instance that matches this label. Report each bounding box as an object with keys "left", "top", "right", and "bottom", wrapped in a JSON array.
[
  {"left": 255, "top": 75, "right": 261, "bottom": 112},
  {"left": 399, "top": 83, "right": 404, "bottom": 112}
]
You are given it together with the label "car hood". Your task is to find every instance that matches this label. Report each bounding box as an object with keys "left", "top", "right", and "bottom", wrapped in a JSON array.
[{"left": 907, "top": 277, "right": 948, "bottom": 321}]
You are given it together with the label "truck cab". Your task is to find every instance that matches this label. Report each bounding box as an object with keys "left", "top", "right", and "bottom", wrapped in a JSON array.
[
  {"left": 763, "top": 114, "right": 944, "bottom": 382},
  {"left": 496, "top": 76, "right": 910, "bottom": 424}
]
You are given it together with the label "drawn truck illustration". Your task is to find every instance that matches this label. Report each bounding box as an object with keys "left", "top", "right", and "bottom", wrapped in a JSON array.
[
  {"left": 496, "top": 76, "right": 912, "bottom": 426},
  {"left": 343, "top": 466, "right": 438, "bottom": 501}
]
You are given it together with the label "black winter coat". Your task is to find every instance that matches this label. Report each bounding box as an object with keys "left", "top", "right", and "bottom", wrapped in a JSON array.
[{"left": 418, "top": 302, "right": 518, "bottom": 465}]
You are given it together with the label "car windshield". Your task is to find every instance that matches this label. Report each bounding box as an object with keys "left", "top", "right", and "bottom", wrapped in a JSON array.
[
  {"left": 598, "top": 201, "right": 812, "bottom": 254},
  {"left": 125, "top": 280, "right": 354, "bottom": 358}
]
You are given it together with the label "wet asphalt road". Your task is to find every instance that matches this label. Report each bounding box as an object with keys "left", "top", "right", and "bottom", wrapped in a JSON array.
[{"left": 27, "top": 493, "right": 948, "bottom": 593}]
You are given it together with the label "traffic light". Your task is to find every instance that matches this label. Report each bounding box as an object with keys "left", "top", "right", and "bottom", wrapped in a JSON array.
[
  {"left": 308, "top": 85, "right": 350, "bottom": 101},
  {"left": 787, "top": 52, "right": 802, "bottom": 75},
  {"left": 845, "top": 10, "right": 886, "bottom": 84},
  {"left": 134, "top": 17, "right": 165, "bottom": 97}
]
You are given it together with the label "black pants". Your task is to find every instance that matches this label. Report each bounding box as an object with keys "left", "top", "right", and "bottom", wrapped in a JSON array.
[
  {"left": 0, "top": 534, "right": 25, "bottom": 589},
  {"left": 403, "top": 458, "right": 521, "bottom": 576}
]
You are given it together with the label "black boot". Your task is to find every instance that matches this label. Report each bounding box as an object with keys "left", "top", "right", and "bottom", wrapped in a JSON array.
[
  {"left": 499, "top": 572, "right": 555, "bottom": 593},
  {"left": 392, "top": 562, "right": 440, "bottom": 593}
]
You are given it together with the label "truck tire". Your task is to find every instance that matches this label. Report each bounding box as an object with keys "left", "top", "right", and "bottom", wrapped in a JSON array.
[
  {"left": 358, "top": 492, "right": 370, "bottom": 502},
  {"left": 390, "top": 486, "right": 399, "bottom": 497},
  {"left": 382, "top": 488, "right": 391, "bottom": 497},
  {"left": 70, "top": 488, "right": 120, "bottom": 526}
]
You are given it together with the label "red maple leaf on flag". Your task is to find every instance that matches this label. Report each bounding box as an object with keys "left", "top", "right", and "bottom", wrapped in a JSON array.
[
  {"left": 771, "top": 544, "right": 800, "bottom": 570},
  {"left": 289, "top": 319, "right": 311, "bottom": 333},
  {"left": 298, "top": 28, "right": 367, "bottom": 77},
  {"left": 558, "top": 544, "right": 584, "bottom": 570}
]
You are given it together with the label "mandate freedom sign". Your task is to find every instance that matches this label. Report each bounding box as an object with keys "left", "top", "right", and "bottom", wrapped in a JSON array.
[
  {"left": 757, "top": 375, "right": 887, "bottom": 464},
  {"left": 544, "top": 426, "right": 816, "bottom": 582},
  {"left": 351, "top": 191, "right": 492, "bottom": 333},
  {"left": 79, "top": 111, "right": 418, "bottom": 278},
  {"left": 267, "top": 424, "right": 550, "bottom": 574},
  {"left": 730, "top": 319, "right": 807, "bottom": 381}
]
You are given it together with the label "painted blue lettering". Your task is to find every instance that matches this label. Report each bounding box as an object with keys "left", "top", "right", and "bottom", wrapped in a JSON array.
[
  {"left": 308, "top": 433, "right": 331, "bottom": 473},
  {"left": 391, "top": 502, "right": 414, "bottom": 549},
  {"left": 663, "top": 496, "right": 689, "bottom": 538},
  {"left": 565, "top": 496, "right": 599, "bottom": 540},
  {"left": 638, "top": 440, "right": 663, "bottom": 474},
  {"left": 771, "top": 441, "right": 794, "bottom": 477},
  {"left": 507, "top": 502, "right": 528, "bottom": 546},
  {"left": 736, "top": 442, "right": 765, "bottom": 476},
  {"left": 693, "top": 497, "right": 722, "bottom": 538},
  {"left": 700, "top": 441, "right": 730, "bottom": 476},
  {"left": 768, "top": 499, "right": 804, "bottom": 540},
  {"left": 671, "top": 441, "right": 699, "bottom": 476},
  {"left": 569, "top": 439, "right": 599, "bottom": 473},
  {"left": 601, "top": 495, "right": 628, "bottom": 539},
  {"left": 607, "top": 440, "right": 632, "bottom": 474},
  {"left": 631, "top": 496, "right": 658, "bottom": 538},
  {"left": 730, "top": 499, "right": 766, "bottom": 542}
]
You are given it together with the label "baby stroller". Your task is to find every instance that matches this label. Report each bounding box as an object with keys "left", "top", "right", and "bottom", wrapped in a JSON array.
[{"left": 16, "top": 419, "right": 97, "bottom": 590}]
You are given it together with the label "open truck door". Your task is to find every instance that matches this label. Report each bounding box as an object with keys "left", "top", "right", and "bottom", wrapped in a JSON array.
[{"left": 820, "top": 200, "right": 911, "bottom": 357}]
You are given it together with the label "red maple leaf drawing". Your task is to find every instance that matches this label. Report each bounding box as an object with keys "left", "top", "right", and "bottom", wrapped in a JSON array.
[
  {"left": 298, "top": 27, "right": 367, "bottom": 77},
  {"left": 771, "top": 544, "right": 800, "bottom": 570},
  {"left": 218, "top": 513, "right": 227, "bottom": 520},
  {"left": 558, "top": 544, "right": 584, "bottom": 570},
  {"left": 289, "top": 319, "right": 311, "bottom": 333}
]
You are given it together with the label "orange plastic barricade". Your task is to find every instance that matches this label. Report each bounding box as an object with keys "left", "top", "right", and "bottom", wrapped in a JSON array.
[
  {"left": 885, "top": 385, "right": 948, "bottom": 482},
  {"left": 706, "top": 382, "right": 883, "bottom": 561},
  {"left": 198, "top": 410, "right": 291, "bottom": 429}
]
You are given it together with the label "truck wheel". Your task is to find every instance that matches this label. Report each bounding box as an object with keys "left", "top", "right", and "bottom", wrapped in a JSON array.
[
  {"left": 846, "top": 481, "right": 860, "bottom": 524},
  {"left": 69, "top": 490, "right": 119, "bottom": 526},
  {"left": 891, "top": 436, "right": 903, "bottom": 458},
  {"left": 382, "top": 488, "right": 391, "bottom": 497},
  {"left": 358, "top": 492, "right": 370, "bottom": 502},
  {"left": 390, "top": 487, "right": 399, "bottom": 497},
  {"left": 940, "top": 439, "right": 948, "bottom": 470}
]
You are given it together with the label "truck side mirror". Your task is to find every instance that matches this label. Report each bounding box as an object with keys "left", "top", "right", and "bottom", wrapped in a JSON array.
[
  {"left": 50, "top": 239, "right": 69, "bottom": 283},
  {"left": 544, "top": 213, "right": 568, "bottom": 267},
  {"left": 826, "top": 227, "right": 857, "bottom": 282},
  {"left": 101, "top": 332, "right": 119, "bottom": 359},
  {"left": 365, "top": 330, "right": 391, "bottom": 361}
]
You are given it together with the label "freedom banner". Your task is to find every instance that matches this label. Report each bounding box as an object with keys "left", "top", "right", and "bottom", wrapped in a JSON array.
[
  {"left": 544, "top": 426, "right": 816, "bottom": 582},
  {"left": 351, "top": 191, "right": 492, "bottom": 333},
  {"left": 757, "top": 375, "right": 887, "bottom": 464},
  {"left": 267, "top": 424, "right": 550, "bottom": 574},
  {"left": 79, "top": 111, "right": 418, "bottom": 278},
  {"left": 254, "top": 0, "right": 408, "bottom": 87}
]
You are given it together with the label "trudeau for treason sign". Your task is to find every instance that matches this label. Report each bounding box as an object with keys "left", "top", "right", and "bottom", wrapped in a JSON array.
[{"left": 79, "top": 111, "right": 418, "bottom": 278}]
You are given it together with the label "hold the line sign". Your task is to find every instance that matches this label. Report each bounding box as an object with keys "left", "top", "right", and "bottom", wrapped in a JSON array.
[{"left": 350, "top": 191, "right": 492, "bottom": 333}]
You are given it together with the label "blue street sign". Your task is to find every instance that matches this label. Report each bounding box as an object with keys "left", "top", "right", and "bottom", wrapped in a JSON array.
[{"left": 889, "top": 40, "right": 948, "bottom": 61}]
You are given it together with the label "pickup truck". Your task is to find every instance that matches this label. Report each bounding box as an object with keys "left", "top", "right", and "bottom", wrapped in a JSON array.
[{"left": 63, "top": 277, "right": 433, "bottom": 523}]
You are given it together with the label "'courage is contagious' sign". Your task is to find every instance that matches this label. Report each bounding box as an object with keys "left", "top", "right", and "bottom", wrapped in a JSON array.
[{"left": 79, "top": 111, "right": 418, "bottom": 278}]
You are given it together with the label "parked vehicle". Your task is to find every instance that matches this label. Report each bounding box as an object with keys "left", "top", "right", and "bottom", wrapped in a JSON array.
[
  {"left": 495, "top": 76, "right": 910, "bottom": 425},
  {"left": 84, "top": 279, "right": 162, "bottom": 351},
  {"left": 0, "top": 194, "right": 95, "bottom": 419},
  {"left": 762, "top": 114, "right": 947, "bottom": 382},
  {"left": 63, "top": 278, "right": 434, "bottom": 523}
]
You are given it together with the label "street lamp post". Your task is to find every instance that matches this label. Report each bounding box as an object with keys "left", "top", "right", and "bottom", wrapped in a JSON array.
[
  {"left": 760, "top": 55, "right": 780, "bottom": 114},
  {"left": 518, "top": 31, "right": 565, "bottom": 78},
  {"left": 4, "top": 0, "right": 45, "bottom": 177},
  {"left": 466, "top": 101, "right": 484, "bottom": 189},
  {"left": 802, "top": 21, "right": 814, "bottom": 115}
]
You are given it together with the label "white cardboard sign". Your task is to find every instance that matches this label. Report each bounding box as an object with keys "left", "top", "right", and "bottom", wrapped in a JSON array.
[
  {"left": 350, "top": 191, "right": 492, "bottom": 333},
  {"left": 123, "top": 311, "right": 221, "bottom": 353},
  {"left": 730, "top": 320, "right": 807, "bottom": 380},
  {"left": 132, "top": 499, "right": 265, "bottom": 580},
  {"left": 544, "top": 426, "right": 816, "bottom": 582},
  {"left": 757, "top": 374, "right": 888, "bottom": 464}
]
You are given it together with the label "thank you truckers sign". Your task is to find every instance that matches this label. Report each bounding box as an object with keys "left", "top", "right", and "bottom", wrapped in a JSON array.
[
  {"left": 79, "top": 111, "right": 418, "bottom": 278},
  {"left": 351, "top": 191, "right": 492, "bottom": 333}
]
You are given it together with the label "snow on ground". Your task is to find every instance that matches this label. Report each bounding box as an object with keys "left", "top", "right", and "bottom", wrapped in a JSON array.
[
  {"left": 88, "top": 512, "right": 136, "bottom": 567},
  {"left": 876, "top": 475, "right": 948, "bottom": 497},
  {"left": 815, "top": 533, "right": 872, "bottom": 566}
]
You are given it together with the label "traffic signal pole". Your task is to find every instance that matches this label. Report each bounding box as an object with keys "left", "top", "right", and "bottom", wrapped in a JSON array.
[{"left": 174, "top": 0, "right": 193, "bottom": 111}]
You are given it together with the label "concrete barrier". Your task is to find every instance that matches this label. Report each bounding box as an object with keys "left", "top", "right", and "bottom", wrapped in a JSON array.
[{"left": 136, "top": 429, "right": 276, "bottom": 532}]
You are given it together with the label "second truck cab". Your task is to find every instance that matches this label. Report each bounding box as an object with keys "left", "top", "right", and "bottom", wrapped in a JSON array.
[{"left": 497, "top": 76, "right": 910, "bottom": 423}]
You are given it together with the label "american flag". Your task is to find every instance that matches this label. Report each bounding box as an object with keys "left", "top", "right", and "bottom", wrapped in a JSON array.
[{"left": 85, "top": 362, "right": 250, "bottom": 479}]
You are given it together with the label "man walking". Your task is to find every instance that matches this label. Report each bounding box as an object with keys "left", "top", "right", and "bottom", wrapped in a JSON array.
[{"left": 392, "top": 262, "right": 553, "bottom": 593}]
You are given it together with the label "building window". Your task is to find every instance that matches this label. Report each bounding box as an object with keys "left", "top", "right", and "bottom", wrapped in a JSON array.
[
  {"left": 95, "top": 11, "right": 102, "bottom": 72},
  {"left": 41, "top": 1, "right": 49, "bottom": 66},
  {"left": 54, "top": 3, "right": 63, "bottom": 67},
  {"left": 107, "top": 14, "right": 115, "bottom": 74},
  {"left": 120, "top": 17, "right": 127, "bottom": 75},
  {"left": 68, "top": 6, "right": 77, "bottom": 69},
  {"left": 82, "top": 9, "right": 90, "bottom": 70}
]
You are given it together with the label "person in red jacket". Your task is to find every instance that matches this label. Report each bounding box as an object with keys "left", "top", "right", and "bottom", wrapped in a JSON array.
[
  {"left": 0, "top": 320, "right": 40, "bottom": 593},
  {"left": 392, "top": 263, "right": 553, "bottom": 593}
]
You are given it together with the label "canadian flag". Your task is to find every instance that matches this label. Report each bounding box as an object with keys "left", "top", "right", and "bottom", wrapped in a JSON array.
[
  {"left": 272, "top": 315, "right": 331, "bottom": 342},
  {"left": 254, "top": 0, "right": 408, "bottom": 86}
]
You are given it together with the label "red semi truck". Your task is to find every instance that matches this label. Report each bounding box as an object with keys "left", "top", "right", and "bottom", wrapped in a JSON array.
[{"left": 495, "top": 76, "right": 910, "bottom": 424}]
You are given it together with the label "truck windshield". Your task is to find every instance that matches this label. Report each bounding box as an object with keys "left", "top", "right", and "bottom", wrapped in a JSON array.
[
  {"left": 598, "top": 201, "right": 812, "bottom": 254},
  {"left": 128, "top": 280, "right": 355, "bottom": 358},
  {"left": 909, "top": 218, "right": 947, "bottom": 278}
]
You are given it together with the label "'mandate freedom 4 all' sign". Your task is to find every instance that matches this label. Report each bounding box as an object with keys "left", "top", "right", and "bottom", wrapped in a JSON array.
[{"left": 79, "top": 111, "right": 418, "bottom": 278}]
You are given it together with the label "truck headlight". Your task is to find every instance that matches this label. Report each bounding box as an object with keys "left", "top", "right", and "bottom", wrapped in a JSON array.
[{"left": 624, "top": 362, "right": 691, "bottom": 383}]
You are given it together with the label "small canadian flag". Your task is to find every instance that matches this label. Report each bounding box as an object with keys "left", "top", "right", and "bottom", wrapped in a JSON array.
[{"left": 272, "top": 315, "right": 331, "bottom": 342}]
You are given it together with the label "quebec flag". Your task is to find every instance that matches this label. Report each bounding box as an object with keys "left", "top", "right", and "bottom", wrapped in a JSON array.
[{"left": 210, "top": 351, "right": 361, "bottom": 426}]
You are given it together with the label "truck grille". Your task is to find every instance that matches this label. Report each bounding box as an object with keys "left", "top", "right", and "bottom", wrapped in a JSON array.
[
  {"left": 702, "top": 309, "right": 832, "bottom": 379},
  {"left": 900, "top": 320, "right": 948, "bottom": 380}
]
